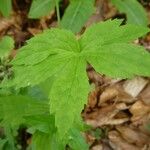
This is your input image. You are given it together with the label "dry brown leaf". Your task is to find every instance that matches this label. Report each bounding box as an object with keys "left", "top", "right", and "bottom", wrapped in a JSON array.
[
  {"left": 139, "top": 83, "right": 150, "bottom": 105},
  {"left": 0, "top": 17, "right": 17, "bottom": 34},
  {"left": 130, "top": 100, "right": 150, "bottom": 122},
  {"left": 27, "top": 28, "right": 42, "bottom": 36},
  {"left": 116, "top": 91, "right": 136, "bottom": 103},
  {"left": 108, "top": 131, "right": 141, "bottom": 150},
  {"left": 85, "top": 103, "right": 129, "bottom": 127},
  {"left": 87, "top": 64, "right": 112, "bottom": 86},
  {"left": 84, "top": 132, "right": 96, "bottom": 146},
  {"left": 88, "top": 87, "right": 100, "bottom": 108},
  {"left": 91, "top": 144, "right": 103, "bottom": 150},
  {"left": 98, "top": 85, "right": 119, "bottom": 106},
  {"left": 99, "top": 84, "right": 136, "bottom": 106},
  {"left": 131, "top": 112, "right": 150, "bottom": 127},
  {"left": 116, "top": 126, "right": 150, "bottom": 146},
  {"left": 123, "top": 77, "right": 148, "bottom": 97}
]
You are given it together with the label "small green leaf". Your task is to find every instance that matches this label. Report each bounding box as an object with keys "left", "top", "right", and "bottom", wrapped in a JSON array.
[
  {"left": 31, "top": 131, "right": 63, "bottom": 150},
  {"left": 0, "top": 0, "right": 12, "bottom": 17},
  {"left": 111, "top": 0, "right": 148, "bottom": 26},
  {"left": 25, "top": 114, "right": 56, "bottom": 134},
  {"left": 28, "top": 0, "right": 56, "bottom": 18},
  {"left": 61, "top": 0, "right": 95, "bottom": 33},
  {"left": 31, "top": 131, "right": 52, "bottom": 150},
  {"left": 90, "top": 128, "right": 103, "bottom": 140},
  {"left": 0, "top": 95, "right": 49, "bottom": 127},
  {"left": 0, "top": 138, "right": 8, "bottom": 150},
  {"left": 0, "top": 36, "right": 14, "bottom": 57},
  {"left": 68, "top": 128, "right": 89, "bottom": 150}
]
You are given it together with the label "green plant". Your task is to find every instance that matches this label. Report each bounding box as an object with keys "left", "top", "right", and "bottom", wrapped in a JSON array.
[
  {"left": 0, "top": 19, "right": 150, "bottom": 149},
  {"left": 0, "top": 36, "right": 14, "bottom": 82},
  {"left": 111, "top": 0, "right": 148, "bottom": 26},
  {"left": 0, "top": 36, "right": 14, "bottom": 57},
  {"left": 60, "top": 0, "right": 95, "bottom": 33},
  {"left": 0, "top": 0, "right": 12, "bottom": 17},
  {"left": 0, "top": 0, "right": 95, "bottom": 33},
  {"left": 28, "top": 0, "right": 58, "bottom": 19},
  {"left": 28, "top": 0, "right": 95, "bottom": 33}
]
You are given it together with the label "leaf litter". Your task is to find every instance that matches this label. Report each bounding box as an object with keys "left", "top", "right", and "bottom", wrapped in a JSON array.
[{"left": 83, "top": 71, "right": 150, "bottom": 149}]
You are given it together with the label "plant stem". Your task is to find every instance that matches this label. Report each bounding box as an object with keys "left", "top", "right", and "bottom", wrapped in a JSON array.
[{"left": 55, "top": 0, "right": 61, "bottom": 28}]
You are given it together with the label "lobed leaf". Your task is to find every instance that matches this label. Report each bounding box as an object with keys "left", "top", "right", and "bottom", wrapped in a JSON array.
[
  {"left": 81, "top": 43, "right": 150, "bottom": 78},
  {"left": 2, "top": 19, "right": 150, "bottom": 145},
  {"left": 80, "top": 19, "right": 149, "bottom": 51},
  {"left": 5, "top": 29, "right": 79, "bottom": 88}
]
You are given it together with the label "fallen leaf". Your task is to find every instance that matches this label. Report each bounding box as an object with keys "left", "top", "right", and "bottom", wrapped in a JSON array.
[
  {"left": 129, "top": 100, "right": 150, "bottom": 122},
  {"left": 116, "top": 126, "right": 150, "bottom": 146},
  {"left": 123, "top": 77, "right": 148, "bottom": 97},
  {"left": 98, "top": 85, "right": 119, "bottom": 106},
  {"left": 139, "top": 83, "right": 150, "bottom": 105},
  {"left": 108, "top": 130, "right": 141, "bottom": 150},
  {"left": 85, "top": 103, "right": 129, "bottom": 127}
]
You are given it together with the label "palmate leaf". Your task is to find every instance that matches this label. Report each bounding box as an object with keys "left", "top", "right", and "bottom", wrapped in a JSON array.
[
  {"left": 61, "top": 0, "right": 95, "bottom": 33},
  {"left": 4, "top": 29, "right": 79, "bottom": 88},
  {"left": 3, "top": 19, "right": 150, "bottom": 143}
]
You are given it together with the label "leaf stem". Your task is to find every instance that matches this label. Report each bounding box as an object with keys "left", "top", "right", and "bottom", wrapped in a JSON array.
[{"left": 55, "top": 0, "right": 61, "bottom": 28}]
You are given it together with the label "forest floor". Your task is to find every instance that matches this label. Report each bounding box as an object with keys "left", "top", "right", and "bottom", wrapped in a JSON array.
[{"left": 0, "top": 0, "right": 150, "bottom": 149}]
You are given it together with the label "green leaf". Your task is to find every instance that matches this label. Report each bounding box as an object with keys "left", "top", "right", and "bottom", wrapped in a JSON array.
[
  {"left": 111, "top": 0, "right": 148, "bottom": 26},
  {"left": 0, "top": 0, "right": 12, "bottom": 17},
  {"left": 0, "top": 95, "right": 49, "bottom": 127},
  {"left": 90, "top": 128, "right": 103, "bottom": 140},
  {"left": 61, "top": 0, "right": 95, "bottom": 33},
  {"left": 79, "top": 19, "right": 150, "bottom": 78},
  {"left": 31, "top": 131, "right": 63, "bottom": 150},
  {"left": 28, "top": 0, "right": 56, "bottom": 18},
  {"left": 25, "top": 114, "right": 56, "bottom": 134},
  {"left": 82, "top": 43, "right": 150, "bottom": 78},
  {"left": 0, "top": 36, "right": 14, "bottom": 57},
  {"left": 3, "top": 29, "right": 79, "bottom": 88},
  {"left": 3, "top": 19, "right": 150, "bottom": 146},
  {"left": 80, "top": 19, "right": 149, "bottom": 50},
  {"left": 2, "top": 124, "right": 16, "bottom": 150},
  {"left": 68, "top": 128, "right": 89, "bottom": 150},
  {"left": 31, "top": 131, "right": 52, "bottom": 150},
  {"left": 0, "top": 138, "right": 7, "bottom": 150},
  {"left": 49, "top": 57, "right": 89, "bottom": 137}
]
